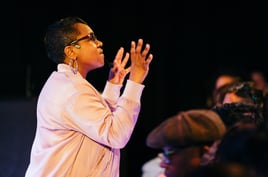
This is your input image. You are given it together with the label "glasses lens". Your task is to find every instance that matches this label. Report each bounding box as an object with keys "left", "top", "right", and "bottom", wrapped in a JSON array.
[
  {"left": 162, "top": 149, "right": 177, "bottom": 164},
  {"left": 89, "top": 33, "right": 97, "bottom": 41}
]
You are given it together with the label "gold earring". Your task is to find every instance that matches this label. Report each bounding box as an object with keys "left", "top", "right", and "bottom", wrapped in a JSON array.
[{"left": 69, "top": 58, "right": 78, "bottom": 74}]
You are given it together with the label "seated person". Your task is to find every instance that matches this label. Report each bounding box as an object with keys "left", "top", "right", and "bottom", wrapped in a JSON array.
[{"left": 145, "top": 109, "right": 226, "bottom": 177}]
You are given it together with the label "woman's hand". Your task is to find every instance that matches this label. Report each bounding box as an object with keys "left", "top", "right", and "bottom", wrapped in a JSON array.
[
  {"left": 108, "top": 47, "right": 131, "bottom": 85},
  {"left": 129, "top": 39, "right": 153, "bottom": 84}
]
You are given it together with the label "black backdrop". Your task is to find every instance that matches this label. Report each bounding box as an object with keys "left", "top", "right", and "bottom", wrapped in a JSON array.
[{"left": 2, "top": 0, "right": 268, "bottom": 176}]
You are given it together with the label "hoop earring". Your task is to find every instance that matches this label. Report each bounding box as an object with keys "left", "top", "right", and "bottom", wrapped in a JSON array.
[{"left": 69, "top": 58, "right": 78, "bottom": 74}]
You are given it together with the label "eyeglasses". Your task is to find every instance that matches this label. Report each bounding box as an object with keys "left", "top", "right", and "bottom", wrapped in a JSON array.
[
  {"left": 161, "top": 148, "right": 179, "bottom": 164},
  {"left": 68, "top": 33, "right": 97, "bottom": 46}
]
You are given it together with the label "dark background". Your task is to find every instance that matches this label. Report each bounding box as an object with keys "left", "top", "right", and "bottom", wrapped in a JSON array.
[{"left": 2, "top": 0, "right": 267, "bottom": 176}]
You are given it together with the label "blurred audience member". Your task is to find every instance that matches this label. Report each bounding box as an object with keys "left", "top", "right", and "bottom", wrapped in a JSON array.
[
  {"left": 250, "top": 70, "right": 268, "bottom": 123},
  {"left": 250, "top": 70, "right": 268, "bottom": 95},
  {"left": 245, "top": 122, "right": 268, "bottom": 177},
  {"left": 189, "top": 120, "right": 266, "bottom": 177},
  {"left": 145, "top": 109, "right": 226, "bottom": 177},
  {"left": 207, "top": 74, "right": 242, "bottom": 108},
  {"left": 214, "top": 119, "right": 267, "bottom": 177},
  {"left": 213, "top": 120, "right": 257, "bottom": 164}
]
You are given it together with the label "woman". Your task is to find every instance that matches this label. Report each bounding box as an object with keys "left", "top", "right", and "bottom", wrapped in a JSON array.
[{"left": 25, "top": 16, "right": 153, "bottom": 177}]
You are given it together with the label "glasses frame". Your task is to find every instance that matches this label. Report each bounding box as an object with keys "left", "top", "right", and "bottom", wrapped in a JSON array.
[{"left": 67, "top": 33, "right": 97, "bottom": 46}]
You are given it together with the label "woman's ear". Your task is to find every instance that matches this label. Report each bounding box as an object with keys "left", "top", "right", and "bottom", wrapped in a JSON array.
[{"left": 64, "top": 45, "right": 76, "bottom": 58}]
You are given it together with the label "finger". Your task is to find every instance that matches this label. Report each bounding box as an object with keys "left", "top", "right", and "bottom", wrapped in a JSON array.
[
  {"left": 121, "top": 52, "right": 129, "bottom": 67},
  {"left": 114, "top": 47, "right": 124, "bottom": 64},
  {"left": 145, "top": 54, "right": 153, "bottom": 65},
  {"left": 124, "top": 66, "right": 131, "bottom": 74},
  {"left": 141, "top": 44, "right": 150, "bottom": 58},
  {"left": 130, "top": 41, "right": 136, "bottom": 56},
  {"left": 135, "top": 39, "right": 143, "bottom": 53}
]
